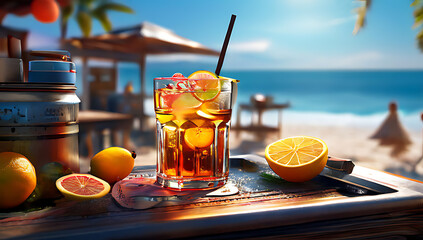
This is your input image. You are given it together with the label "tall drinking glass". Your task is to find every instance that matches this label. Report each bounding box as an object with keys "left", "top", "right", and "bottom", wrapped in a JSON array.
[{"left": 154, "top": 76, "right": 236, "bottom": 190}]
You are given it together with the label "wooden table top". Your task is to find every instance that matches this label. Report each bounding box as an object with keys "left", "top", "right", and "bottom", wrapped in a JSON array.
[
  {"left": 1, "top": 155, "right": 423, "bottom": 239},
  {"left": 78, "top": 110, "right": 133, "bottom": 123}
]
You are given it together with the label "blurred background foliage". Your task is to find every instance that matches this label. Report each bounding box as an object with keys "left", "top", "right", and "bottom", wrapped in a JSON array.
[
  {"left": 354, "top": 0, "right": 423, "bottom": 52},
  {"left": 60, "top": 0, "right": 134, "bottom": 39}
]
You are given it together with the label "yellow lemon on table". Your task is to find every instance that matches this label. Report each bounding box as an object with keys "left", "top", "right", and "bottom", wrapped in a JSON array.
[
  {"left": 90, "top": 147, "right": 136, "bottom": 184},
  {"left": 56, "top": 174, "right": 110, "bottom": 201},
  {"left": 0, "top": 152, "right": 37, "bottom": 209},
  {"left": 265, "top": 136, "right": 328, "bottom": 182}
]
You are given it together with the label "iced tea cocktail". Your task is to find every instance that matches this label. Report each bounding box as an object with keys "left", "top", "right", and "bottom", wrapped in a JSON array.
[{"left": 154, "top": 71, "right": 236, "bottom": 190}]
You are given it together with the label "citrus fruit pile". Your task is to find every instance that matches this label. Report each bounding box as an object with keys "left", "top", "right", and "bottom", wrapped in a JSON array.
[
  {"left": 0, "top": 146, "right": 137, "bottom": 208},
  {"left": 265, "top": 136, "right": 328, "bottom": 182},
  {"left": 55, "top": 147, "right": 136, "bottom": 201}
]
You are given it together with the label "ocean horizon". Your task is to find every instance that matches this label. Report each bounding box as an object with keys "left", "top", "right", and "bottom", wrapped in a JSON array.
[{"left": 76, "top": 65, "right": 423, "bottom": 131}]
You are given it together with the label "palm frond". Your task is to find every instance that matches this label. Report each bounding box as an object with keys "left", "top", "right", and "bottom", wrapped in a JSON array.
[
  {"left": 61, "top": 4, "right": 74, "bottom": 24},
  {"left": 411, "top": 0, "right": 421, "bottom": 7},
  {"left": 99, "top": 3, "right": 134, "bottom": 14},
  {"left": 411, "top": 1, "right": 423, "bottom": 52},
  {"left": 413, "top": 6, "right": 423, "bottom": 28},
  {"left": 91, "top": 10, "right": 112, "bottom": 32},
  {"left": 76, "top": 11, "right": 92, "bottom": 37},
  {"left": 353, "top": 0, "right": 372, "bottom": 35}
]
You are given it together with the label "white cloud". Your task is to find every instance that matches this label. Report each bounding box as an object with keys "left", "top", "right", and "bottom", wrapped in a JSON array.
[
  {"left": 230, "top": 40, "right": 271, "bottom": 53},
  {"left": 276, "top": 15, "right": 356, "bottom": 35},
  {"left": 27, "top": 32, "right": 59, "bottom": 49},
  {"left": 326, "top": 16, "right": 356, "bottom": 27},
  {"left": 224, "top": 50, "right": 390, "bottom": 70},
  {"left": 147, "top": 54, "right": 216, "bottom": 62},
  {"left": 283, "top": 0, "right": 323, "bottom": 7}
]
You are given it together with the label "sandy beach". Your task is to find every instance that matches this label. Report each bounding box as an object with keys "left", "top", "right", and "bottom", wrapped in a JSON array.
[{"left": 103, "top": 110, "right": 423, "bottom": 182}]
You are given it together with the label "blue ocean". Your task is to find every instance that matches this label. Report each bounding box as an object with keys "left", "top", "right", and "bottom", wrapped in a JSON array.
[{"left": 102, "top": 65, "right": 423, "bottom": 116}]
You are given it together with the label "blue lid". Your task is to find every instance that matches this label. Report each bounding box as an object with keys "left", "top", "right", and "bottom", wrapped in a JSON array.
[{"left": 28, "top": 60, "right": 76, "bottom": 84}]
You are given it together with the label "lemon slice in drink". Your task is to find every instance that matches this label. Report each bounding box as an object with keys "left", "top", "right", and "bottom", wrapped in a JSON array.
[
  {"left": 188, "top": 70, "right": 221, "bottom": 102},
  {"left": 265, "top": 136, "right": 328, "bottom": 182},
  {"left": 172, "top": 92, "right": 202, "bottom": 109}
]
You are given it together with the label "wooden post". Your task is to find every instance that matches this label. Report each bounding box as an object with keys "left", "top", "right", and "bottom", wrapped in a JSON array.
[
  {"left": 235, "top": 106, "right": 241, "bottom": 128},
  {"left": 113, "top": 60, "right": 118, "bottom": 92},
  {"left": 81, "top": 57, "right": 90, "bottom": 110},
  {"left": 278, "top": 109, "right": 283, "bottom": 139},
  {"left": 138, "top": 54, "right": 146, "bottom": 126}
]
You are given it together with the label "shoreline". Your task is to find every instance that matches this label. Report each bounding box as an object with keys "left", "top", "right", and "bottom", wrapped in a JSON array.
[
  {"left": 78, "top": 112, "right": 423, "bottom": 181},
  {"left": 92, "top": 98, "right": 423, "bottom": 181},
  {"left": 144, "top": 97, "right": 422, "bottom": 131}
]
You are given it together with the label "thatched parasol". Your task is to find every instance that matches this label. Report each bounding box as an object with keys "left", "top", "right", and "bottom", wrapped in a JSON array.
[
  {"left": 370, "top": 102, "right": 412, "bottom": 156},
  {"left": 63, "top": 22, "right": 220, "bottom": 114}
]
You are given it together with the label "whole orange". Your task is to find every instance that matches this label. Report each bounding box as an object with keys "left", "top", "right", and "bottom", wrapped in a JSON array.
[
  {"left": 31, "top": 0, "right": 60, "bottom": 23},
  {"left": 0, "top": 152, "right": 37, "bottom": 209},
  {"left": 90, "top": 147, "right": 135, "bottom": 184}
]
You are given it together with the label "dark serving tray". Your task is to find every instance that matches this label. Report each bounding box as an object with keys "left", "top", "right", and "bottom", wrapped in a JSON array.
[{"left": 121, "top": 154, "right": 397, "bottom": 207}]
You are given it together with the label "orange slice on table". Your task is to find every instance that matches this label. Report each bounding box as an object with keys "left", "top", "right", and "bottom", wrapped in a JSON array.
[
  {"left": 265, "top": 136, "right": 328, "bottom": 182},
  {"left": 188, "top": 70, "right": 221, "bottom": 102},
  {"left": 184, "top": 127, "right": 215, "bottom": 150},
  {"left": 56, "top": 174, "right": 110, "bottom": 201}
]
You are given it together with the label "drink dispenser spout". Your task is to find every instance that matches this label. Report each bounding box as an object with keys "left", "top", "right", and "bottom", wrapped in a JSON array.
[{"left": 0, "top": 36, "right": 23, "bottom": 83}]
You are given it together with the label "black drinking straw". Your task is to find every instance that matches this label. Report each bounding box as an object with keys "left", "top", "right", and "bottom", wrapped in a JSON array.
[{"left": 215, "top": 14, "right": 236, "bottom": 76}]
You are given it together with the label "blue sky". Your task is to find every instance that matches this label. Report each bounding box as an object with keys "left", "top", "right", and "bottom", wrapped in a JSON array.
[{"left": 4, "top": 0, "right": 423, "bottom": 70}]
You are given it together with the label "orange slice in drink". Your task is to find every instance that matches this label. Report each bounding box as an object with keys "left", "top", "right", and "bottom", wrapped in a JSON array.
[
  {"left": 56, "top": 174, "right": 110, "bottom": 201},
  {"left": 265, "top": 136, "right": 328, "bottom": 182},
  {"left": 184, "top": 127, "right": 214, "bottom": 149},
  {"left": 188, "top": 70, "right": 221, "bottom": 102},
  {"left": 196, "top": 109, "right": 218, "bottom": 120}
]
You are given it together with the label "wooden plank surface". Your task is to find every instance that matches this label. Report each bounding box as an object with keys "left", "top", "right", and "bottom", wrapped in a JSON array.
[{"left": 1, "top": 157, "right": 423, "bottom": 239}]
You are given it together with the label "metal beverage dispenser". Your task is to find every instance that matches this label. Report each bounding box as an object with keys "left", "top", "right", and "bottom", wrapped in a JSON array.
[{"left": 0, "top": 42, "right": 80, "bottom": 172}]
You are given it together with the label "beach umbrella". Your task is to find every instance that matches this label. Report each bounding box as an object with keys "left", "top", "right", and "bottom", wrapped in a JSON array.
[
  {"left": 370, "top": 102, "right": 412, "bottom": 157},
  {"left": 63, "top": 22, "right": 220, "bottom": 113}
]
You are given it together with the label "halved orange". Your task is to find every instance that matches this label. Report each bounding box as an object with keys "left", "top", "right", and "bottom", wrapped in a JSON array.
[
  {"left": 56, "top": 174, "right": 110, "bottom": 201},
  {"left": 265, "top": 136, "right": 328, "bottom": 182},
  {"left": 184, "top": 127, "right": 214, "bottom": 149},
  {"left": 188, "top": 70, "right": 221, "bottom": 102}
]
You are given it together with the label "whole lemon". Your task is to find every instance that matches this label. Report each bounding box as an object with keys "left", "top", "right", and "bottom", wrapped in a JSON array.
[
  {"left": 90, "top": 147, "right": 135, "bottom": 184},
  {"left": 0, "top": 152, "right": 37, "bottom": 209}
]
